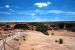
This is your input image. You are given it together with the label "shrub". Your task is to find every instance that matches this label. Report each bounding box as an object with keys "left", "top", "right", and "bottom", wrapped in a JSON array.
[
  {"left": 51, "top": 33, "right": 54, "bottom": 36},
  {"left": 59, "top": 38, "right": 63, "bottom": 44},
  {"left": 8, "top": 34, "right": 11, "bottom": 37},
  {"left": 23, "top": 38, "right": 26, "bottom": 41},
  {"left": 68, "top": 26, "right": 75, "bottom": 32},
  {"left": 44, "top": 32, "right": 49, "bottom": 35},
  {"left": 22, "top": 36, "right": 26, "bottom": 41},
  {"left": 14, "top": 38, "right": 19, "bottom": 41},
  {"left": 14, "top": 24, "right": 29, "bottom": 30},
  {"left": 55, "top": 40, "right": 58, "bottom": 42},
  {"left": 22, "top": 36, "right": 25, "bottom": 38},
  {"left": 58, "top": 23, "right": 64, "bottom": 29},
  {"left": 32, "top": 49, "right": 34, "bottom": 50},
  {"left": 36, "top": 25, "right": 49, "bottom": 35}
]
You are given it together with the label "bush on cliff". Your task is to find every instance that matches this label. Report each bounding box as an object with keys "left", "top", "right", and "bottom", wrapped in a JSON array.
[{"left": 36, "top": 25, "right": 49, "bottom": 35}]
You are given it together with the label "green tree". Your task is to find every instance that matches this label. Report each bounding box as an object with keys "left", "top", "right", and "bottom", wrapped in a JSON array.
[
  {"left": 67, "top": 26, "right": 75, "bottom": 32},
  {"left": 36, "top": 25, "right": 49, "bottom": 35}
]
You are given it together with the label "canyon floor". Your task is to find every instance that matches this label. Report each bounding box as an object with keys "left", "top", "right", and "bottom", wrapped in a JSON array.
[{"left": 0, "top": 30, "right": 75, "bottom": 50}]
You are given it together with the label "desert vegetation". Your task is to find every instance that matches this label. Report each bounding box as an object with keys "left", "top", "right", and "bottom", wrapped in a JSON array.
[
  {"left": 67, "top": 26, "right": 75, "bottom": 32},
  {"left": 36, "top": 24, "right": 49, "bottom": 35}
]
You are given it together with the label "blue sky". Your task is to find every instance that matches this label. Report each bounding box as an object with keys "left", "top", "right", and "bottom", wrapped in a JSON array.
[{"left": 0, "top": 0, "right": 75, "bottom": 22}]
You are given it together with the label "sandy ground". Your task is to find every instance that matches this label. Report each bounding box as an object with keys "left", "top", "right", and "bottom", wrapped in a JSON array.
[
  {"left": 19, "top": 31, "right": 70, "bottom": 50},
  {"left": 47, "top": 30, "right": 75, "bottom": 36},
  {"left": 0, "top": 30, "right": 75, "bottom": 50},
  {"left": 48, "top": 30, "right": 75, "bottom": 50}
]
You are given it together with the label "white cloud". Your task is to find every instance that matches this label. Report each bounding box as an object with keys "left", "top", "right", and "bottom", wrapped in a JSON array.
[
  {"left": 5, "top": 5, "right": 10, "bottom": 8},
  {"left": 65, "top": 12, "right": 75, "bottom": 15},
  {"left": 50, "top": 17, "right": 62, "bottom": 21},
  {"left": 48, "top": 10, "right": 63, "bottom": 14},
  {"left": 34, "top": 9, "right": 40, "bottom": 13},
  {"left": 0, "top": 11, "right": 11, "bottom": 15},
  {"left": 9, "top": 9, "right": 15, "bottom": 12},
  {"left": 31, "top": 13, "right": 36, "bottom": 16},
  {"left": 47, "top": 2, "right": 52, "bottom": 4},
  {"left": 32, "top": 10, "right": 64, "bottom": 15},
  {"left": 34, "top": 2, "right": 52, "bottom": 8},
  {"left": 32, "top": 16, "right": 36, "bottom": 19},
  {"left": 47, "top": 10, "right": 75, "bottom": 15},
  {"left": 7, "top": 9, "right": 75, "bottom": 17},
  {"left": 55, "top": 17, "right": 59, "bottom": 19},
  {"left": 32, "top": 17, "right": 48, "bottom": 22}
]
